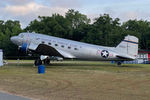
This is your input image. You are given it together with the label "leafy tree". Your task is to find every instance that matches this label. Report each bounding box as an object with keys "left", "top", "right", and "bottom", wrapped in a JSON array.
[
  {"left": 65, "top": 9, "right": 90, "bottom": 40},
  {"left": 122, "top": 20, "right": 150, "bottom": 49},
  {"left": 65, "top": 9, "right": 90, "bottom": 29},
  {"left": 25, "top": 9, "right": 90, "bottom": 41},
  {"left": 0, "top": 20, "right": 22, "bottom": 57},
  {"left": 83, "top": 14, "right": 122, "bottom": 46}
]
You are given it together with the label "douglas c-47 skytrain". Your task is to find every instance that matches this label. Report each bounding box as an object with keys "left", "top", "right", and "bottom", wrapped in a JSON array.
[{"left": 11, "top": 32, "right": 138, "bottom": 66}]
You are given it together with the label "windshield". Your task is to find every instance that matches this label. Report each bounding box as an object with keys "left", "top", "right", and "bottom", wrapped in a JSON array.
[{"left": 18, "top": 33, "right": 24, "bottom": 38}]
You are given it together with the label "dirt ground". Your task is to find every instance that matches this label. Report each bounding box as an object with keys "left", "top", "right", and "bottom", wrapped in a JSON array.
[{"left": 0, "top": 60, "right": 150, "bottom": 100}]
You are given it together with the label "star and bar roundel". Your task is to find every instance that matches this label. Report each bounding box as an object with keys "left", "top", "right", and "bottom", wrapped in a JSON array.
[{"left": 101, "top": 50, "right": 109, "bottom": 58}]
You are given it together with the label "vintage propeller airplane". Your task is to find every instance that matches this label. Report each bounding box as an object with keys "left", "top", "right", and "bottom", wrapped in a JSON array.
[{"left": 11, "top": 32, "right": 138, "bottom": 66}]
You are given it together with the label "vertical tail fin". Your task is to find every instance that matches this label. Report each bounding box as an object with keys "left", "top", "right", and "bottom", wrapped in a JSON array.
[{"left": 116, "top": 35, "right": 138, "bottom": 58}]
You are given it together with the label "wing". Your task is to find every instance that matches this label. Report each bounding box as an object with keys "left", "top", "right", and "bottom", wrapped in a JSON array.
[
  {"left": 109, "top": 47, "right": 136, "bottom": 61},
  {"left": 28, "top": 43, "right": 75, "bottom": 58}
]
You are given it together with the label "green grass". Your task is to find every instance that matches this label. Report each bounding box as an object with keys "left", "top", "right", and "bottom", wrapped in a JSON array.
[
  {"left": 48, "top": 61, "right": 150, "bottom": 72},
  {"left": 0, "top": 60, "right": 149, "bottom": 100},
  {"left": 2, "top": 60, "right": 150, "bottom": 74}
]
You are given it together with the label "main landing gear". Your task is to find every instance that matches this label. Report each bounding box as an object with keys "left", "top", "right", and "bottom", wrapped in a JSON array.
[
  {"left": 34, "top": 57, "right": 50, "bottom": 66},
  {"left": 34, "top": 58, "right": 42, "bottom": 66},
  {"left": 43, "top": 59, "right": 50, "bottom": 65}
]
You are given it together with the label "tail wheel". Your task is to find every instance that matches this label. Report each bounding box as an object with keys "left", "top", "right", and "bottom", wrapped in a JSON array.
[
  {"left": 117, "top": 62, "right": 122, "bottom": 66},
  {"left": 34, "top": 59, "right": 42, "bottom": 66}
]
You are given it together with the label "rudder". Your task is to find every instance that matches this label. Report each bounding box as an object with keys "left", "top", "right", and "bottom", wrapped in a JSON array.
[{"left": 116, "top": 35, "right": 138, "bottom": 58}]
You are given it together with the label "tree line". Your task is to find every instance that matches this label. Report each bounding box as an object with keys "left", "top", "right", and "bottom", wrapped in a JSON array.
[{"left": 0, "top": 9, "right": 150, "bottom": 57}]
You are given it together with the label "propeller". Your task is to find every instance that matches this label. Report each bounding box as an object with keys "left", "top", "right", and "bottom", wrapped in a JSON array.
[
  {"left": 17, "top": 43, "right": 28, "bottom": 65},
  {"left": 17, "top": 46, "right": 22, "bottom": 65}
]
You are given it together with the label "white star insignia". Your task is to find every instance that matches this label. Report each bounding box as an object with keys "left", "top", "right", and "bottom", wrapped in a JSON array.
[{"left": 101, "top": 50, "right": 109, "bottom": 58}]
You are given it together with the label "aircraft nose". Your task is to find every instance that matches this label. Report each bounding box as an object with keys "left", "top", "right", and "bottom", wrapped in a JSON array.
[
  {"left": 10, "top": 36, "right": 17, "bottom": 43},
  {"left": 10, "top": 36, "right": 22, "bottom": 45}
]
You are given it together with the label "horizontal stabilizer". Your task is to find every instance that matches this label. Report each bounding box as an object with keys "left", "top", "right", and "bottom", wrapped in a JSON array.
[{"left": 116, "top": 55, "right": 135, "bottom": 60}]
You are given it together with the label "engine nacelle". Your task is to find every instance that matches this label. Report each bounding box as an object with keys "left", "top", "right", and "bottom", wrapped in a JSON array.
[{"left": 40, "top": 55, "right": 49, "bottom": 61}]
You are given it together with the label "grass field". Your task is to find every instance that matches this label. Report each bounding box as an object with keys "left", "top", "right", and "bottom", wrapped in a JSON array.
[{"left": 0, "top": 60, "right": 150, "bottom": 100}]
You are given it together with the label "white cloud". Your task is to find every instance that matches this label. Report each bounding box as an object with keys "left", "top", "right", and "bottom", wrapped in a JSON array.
[
  {"left": 2, "top": 0, "right": 34, "bottom": 5},
  {"left": 2, "top": 2, "right": 68, "bottom": 28},
  {"left": 5, "top": 2, "right": 44, "bottom": 16},
  {"left": 123, "top": 12, "right": 138, "bottom": 20},
  {"left": 120, "top": 11, "right": 150, "bottom": 21},
  {"left": 1, "top": 0, "right": 150, "bottom": 28},
  {"left": 4, "top": 2, "right": 68, "bottom": 16},
  {"left": 48, "top": 0, "right": 80, "bottom": 8}
]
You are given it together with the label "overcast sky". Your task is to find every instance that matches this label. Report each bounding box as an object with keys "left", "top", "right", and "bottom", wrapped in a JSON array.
[{"left": 0, "top": 0, "right": 150, "bottom": 28}]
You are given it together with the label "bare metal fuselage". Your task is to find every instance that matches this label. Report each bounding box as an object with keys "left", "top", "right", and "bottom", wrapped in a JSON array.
[{"left": 11, "top": 33, "right": 138, "bottom": 61}]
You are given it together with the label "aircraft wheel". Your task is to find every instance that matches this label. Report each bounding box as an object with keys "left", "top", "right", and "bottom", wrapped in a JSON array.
[
  {"left": 117, "top": 62, "right": 122, "bottom": 66},
  {"left": 43, "top": 59, "right": 50, "bottom": 65},
  {"left": 34, "top": 59, "right": 42, "bottom": 66}
]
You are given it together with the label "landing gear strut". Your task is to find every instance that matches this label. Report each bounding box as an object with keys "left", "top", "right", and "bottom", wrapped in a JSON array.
[
  {"left": 34, "top": 58, "right": 42, "bottom": 66},
  {"left": 43, "top": 59, "right": 50, "bottom": 65}
]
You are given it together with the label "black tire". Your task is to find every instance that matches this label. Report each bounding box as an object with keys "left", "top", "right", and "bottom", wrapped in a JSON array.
[
  {"left": 34, "top": 59, "right": 42, "bottom": 66},
  {"left": 117, "top": 62, "right": 122, "bottom": 66},
  {"left": 43, "top": 59, "right": 50, "bottom": 65}
]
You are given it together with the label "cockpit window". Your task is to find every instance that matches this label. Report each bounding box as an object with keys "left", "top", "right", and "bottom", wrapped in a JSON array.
[{"left": 19, "top": 34, "right": 24, "bottom": 38}]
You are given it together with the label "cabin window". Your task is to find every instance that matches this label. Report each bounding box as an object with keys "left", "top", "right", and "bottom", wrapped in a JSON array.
[
  {"left": 61, "top": 45, "right": 64, "bottom": 48},
  {"left": 36, "top": 38, "right": 40, "bottom": 40},
  {"left": 68, "top": 46, "right": 71, "bottom": 49},
  {"left": 19, "top": 34, "right": 24, "bottom": 38},
  {"left": 74, "top": 48, "right": 78, "bottom": 50},
  {"left": 55, "top": 44, "right": 58, "bottom": 46},
  {"left": 20, "top": 34, "right": 24, "bottom": 38},
  {"left": 48, "top": 42, "right": 51, "bottom": 45}
]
